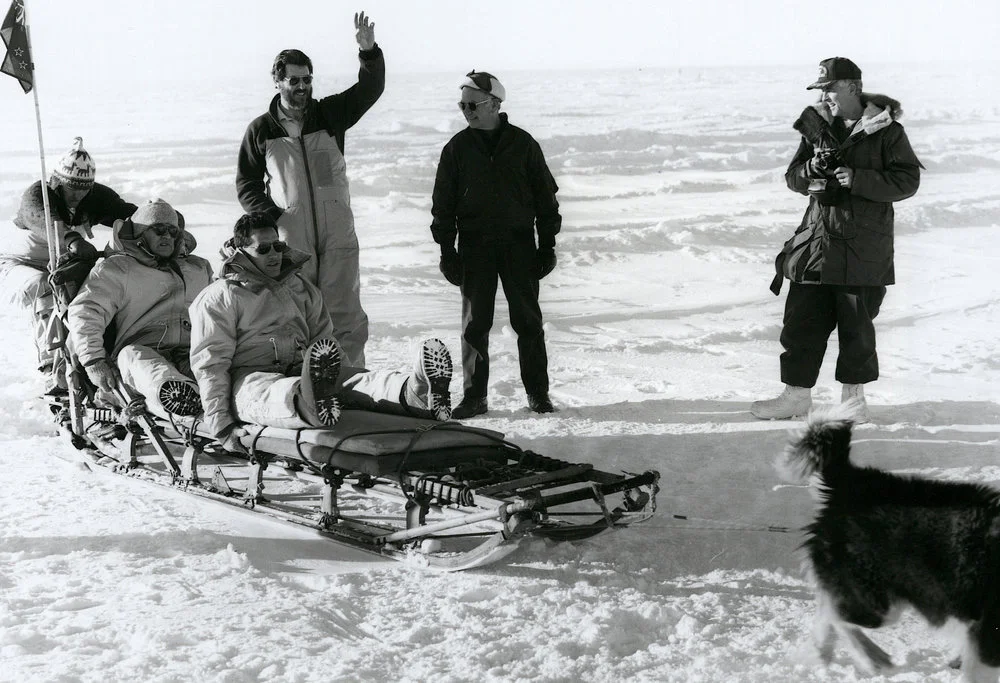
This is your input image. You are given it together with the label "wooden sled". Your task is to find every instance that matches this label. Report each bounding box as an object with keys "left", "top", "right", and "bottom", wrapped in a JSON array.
[
  {"left": 52, "top": 397, "right": 659, "bottom": 571},
  {"left": 42, "top": 248, "right": 658, "bottom": 571}
]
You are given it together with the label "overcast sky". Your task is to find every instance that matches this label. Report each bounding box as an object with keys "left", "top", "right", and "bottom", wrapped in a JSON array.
[
  {"left": 1, "top": 0, "right": 997, "bottom": 133},
  {"left": 5, "top": 0, "right": 998, "bottom": 84}
]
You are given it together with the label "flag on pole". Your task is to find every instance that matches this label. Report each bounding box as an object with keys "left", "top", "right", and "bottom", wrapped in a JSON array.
[{"left": 1, "top": 0, "right": 32, "bottom": 93}]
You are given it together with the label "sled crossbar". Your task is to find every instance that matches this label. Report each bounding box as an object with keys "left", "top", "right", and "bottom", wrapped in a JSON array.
[{"left": 54, "top": 398, "right": 660, "bottom": 570}]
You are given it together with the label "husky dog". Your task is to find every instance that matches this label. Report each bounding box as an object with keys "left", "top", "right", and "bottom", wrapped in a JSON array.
[{"left": 777, "top": 402, "right": 1000, "bottom": 682}]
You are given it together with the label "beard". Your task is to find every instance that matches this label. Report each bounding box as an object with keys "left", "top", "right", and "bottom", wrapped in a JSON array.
[{"left": 281, "top": 85, "right": 311, "bottom": 112}]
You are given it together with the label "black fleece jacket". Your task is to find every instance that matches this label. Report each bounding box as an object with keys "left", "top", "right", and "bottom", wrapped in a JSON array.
[{"left": 431, "top": 113, "right": 561, "bottom": 250}]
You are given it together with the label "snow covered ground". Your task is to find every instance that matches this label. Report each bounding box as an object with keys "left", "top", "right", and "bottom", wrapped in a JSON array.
[{"left": 1, "top": 63, "right": 999, "bottom": 682}]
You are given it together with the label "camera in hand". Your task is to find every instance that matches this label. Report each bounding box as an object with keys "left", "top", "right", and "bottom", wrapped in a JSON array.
[
  {"left": 808, "top": 148, "right": 846, "bottom": 206},
  {"left": 813, "top": 149, "right": 843, "bottom": 175}
]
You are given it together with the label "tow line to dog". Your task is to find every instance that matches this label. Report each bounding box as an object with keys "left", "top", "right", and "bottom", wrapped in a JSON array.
[{"left": 635, "top": 513, "right": 793, "bottom": 534}]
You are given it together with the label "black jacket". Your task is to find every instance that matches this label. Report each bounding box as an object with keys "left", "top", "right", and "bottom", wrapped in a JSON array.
[
  {"left": 777, "top": 95, "right": 921, "bottom": 289},
  {"left": 15, "top": 180, "right": 136, "bottom": 238},
  {"left": 431, "top": 114, "right": 561, "bottom": 249}
]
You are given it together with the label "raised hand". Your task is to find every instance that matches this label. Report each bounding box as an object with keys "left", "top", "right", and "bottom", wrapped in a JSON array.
[{"left": 354, "top": 11, "right": 375, "bottom": 50}]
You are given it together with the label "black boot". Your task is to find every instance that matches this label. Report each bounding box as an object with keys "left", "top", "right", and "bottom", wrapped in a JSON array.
[
  {"left": 527, "top": 393, "right": 555, "bottom": 414},
  {"left": 451, "top": 395, "right": 488, "bottom": 419}
]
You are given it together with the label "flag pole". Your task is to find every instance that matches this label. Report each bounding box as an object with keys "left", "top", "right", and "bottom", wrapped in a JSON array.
[{"left": 19, "top": 1, "right": 59, "bottom": 271}]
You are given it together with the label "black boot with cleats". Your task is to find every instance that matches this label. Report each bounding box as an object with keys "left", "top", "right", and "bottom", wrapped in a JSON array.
[
  {"left": 158, "top": 380, "right": 203, "bottom": 417},
  {"left": 302, "top": 338, "right": 343, "bottom": 427},
  {"left": 415, "top": 338, "right": 453, "bottom": 421}
]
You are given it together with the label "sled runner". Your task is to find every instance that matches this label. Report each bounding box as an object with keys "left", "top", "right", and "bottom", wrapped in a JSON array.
[
  {"left": 41, "top": 245, "right": 659, "bottom": 571},
  {"left": 53, "top": 406, "right": 659, "bottom": 570}
]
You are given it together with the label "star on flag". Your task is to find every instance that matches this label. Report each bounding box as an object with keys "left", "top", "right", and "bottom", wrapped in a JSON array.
[{"left": 1, "top": 0, "right": 32, "bottom": 93}]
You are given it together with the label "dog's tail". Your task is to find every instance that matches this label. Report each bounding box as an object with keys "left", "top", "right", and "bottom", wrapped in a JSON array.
[{"left": 775, "top": 400, "right": 862, "bottom": 484}]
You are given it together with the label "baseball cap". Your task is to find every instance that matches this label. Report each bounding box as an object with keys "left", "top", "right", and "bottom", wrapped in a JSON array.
[
  {"left": 461, "top": 70, "right": 505, "bottom": 102},
  {"left": 806, "top": 57, "right": 862, "bottom": 90}
]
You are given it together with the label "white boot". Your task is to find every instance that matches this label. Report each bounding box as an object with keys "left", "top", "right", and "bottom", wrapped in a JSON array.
[
  {"left": 750, "top": 385, "right": 812, "bottom": 420},
  {"left": 841, "top": 383, "right": 872, "bottom": 424}
]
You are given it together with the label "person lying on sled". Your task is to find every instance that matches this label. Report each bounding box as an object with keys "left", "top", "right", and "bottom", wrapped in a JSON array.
[
  {"left": 188, "top": 212, "right": 454, "bottom": 454},
  {"left": 0, "top": 137, "right": 138, "bottom": 395},
  {"left": 66, "top": 199, "right": 213, "bottom": 418}
]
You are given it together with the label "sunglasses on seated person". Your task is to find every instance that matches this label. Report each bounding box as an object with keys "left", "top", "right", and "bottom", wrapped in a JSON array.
[
  {"left": 457, "top": 99, "right": 493, "bottom": 112},
  {"left": 283, "top": 75, "right": 313, "bottom": 86},
  {"left": 245, "top": 240, "right": 289, "bottom": 256},
  {"left": 147, "top": 223, "right": 180, "bottom": 237}
]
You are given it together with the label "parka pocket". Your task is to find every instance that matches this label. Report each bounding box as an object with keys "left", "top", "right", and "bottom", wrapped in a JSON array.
[
  {"left": 853, "top": 200, "right": 893, "bottom": 236},
  {"left": 823, "top": 204, "right": 856, "bottom": 240}
]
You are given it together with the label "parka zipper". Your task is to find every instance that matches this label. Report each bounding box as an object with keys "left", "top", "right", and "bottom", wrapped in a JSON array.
[{"left": 297, "top": 135, "right": 322, "bottom": 264}]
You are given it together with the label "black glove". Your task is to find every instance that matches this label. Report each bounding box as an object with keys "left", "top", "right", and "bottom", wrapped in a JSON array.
[
  {"left": 439, "top": 247, "right": 462, "bottom": 287},
  {"left": 537, "top": 248, "right": 557, "bottom": 279},
  {"left": 66, "top": 235, "right": 98, "bottom": 260}
]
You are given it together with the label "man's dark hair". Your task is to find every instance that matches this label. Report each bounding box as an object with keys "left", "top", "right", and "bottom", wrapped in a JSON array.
[
  {"left": 232, "top": 212, "right": 278, "bottom": 247},
  {"left": 271, "top": 49, "right": 313, "bottom": 81}
]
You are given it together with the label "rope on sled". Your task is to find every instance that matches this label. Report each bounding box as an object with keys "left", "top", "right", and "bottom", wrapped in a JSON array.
[{"left": 639, "top": 513, "right": 794, "bottom": 534}]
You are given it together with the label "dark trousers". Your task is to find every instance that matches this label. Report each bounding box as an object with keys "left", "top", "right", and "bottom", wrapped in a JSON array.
[
  {"left": 459, "top": 240, "right": 549, "bottom": 398},
  {"left": 779, "top": 282, "right": 887, "bottom": 388}
]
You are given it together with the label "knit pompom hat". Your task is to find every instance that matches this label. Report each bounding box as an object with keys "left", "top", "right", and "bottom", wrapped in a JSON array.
[
  {"left": 131, "top": 198, "right": 179, "bottom": 237},
  {"left": 51, "top": 137, "right": 96, "bottom": 189}
]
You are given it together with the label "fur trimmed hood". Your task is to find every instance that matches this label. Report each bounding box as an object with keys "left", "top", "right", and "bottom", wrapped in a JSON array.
[
  {"left": 217, "top": 239, "right": 312, "bottom": 291},
  {"left": 106, "top": 217, "right": 196, "bottom": 269},
  {"left": 806, "top": 93, "right": 904, "bottom": 137}
]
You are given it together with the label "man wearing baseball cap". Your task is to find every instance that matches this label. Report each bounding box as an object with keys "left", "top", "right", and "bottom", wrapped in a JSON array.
[
  {"left": 430, "top": 70, "right": 562, "bottom": 418},
  {"left": 752, "top": 57, "right": 923, "bottom": 423},
  {"left": 0, "top": 137, "right": 137, "bottom": 394}
]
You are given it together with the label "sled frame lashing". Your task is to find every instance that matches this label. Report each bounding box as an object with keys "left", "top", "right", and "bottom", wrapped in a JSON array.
[
  {"left": 56, "top": 405, "right": 659, "bottom": 569},
  {"left": 42, "top": 259, "right": 659, "bottom": 574}
]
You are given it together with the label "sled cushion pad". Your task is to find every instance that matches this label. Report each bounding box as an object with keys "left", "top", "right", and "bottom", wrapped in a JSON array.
[{"left": 234, "top": 410, "right": 510, "bottom": 476}]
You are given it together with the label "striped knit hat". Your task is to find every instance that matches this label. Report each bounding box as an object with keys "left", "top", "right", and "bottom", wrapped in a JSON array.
[{"left": 51, "top": 137, "right": 96, "bottom": 189}]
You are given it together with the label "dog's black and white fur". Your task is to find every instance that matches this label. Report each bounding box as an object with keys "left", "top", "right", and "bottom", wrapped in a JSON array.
[{"left": 778, "top": 402, "right": 1000, "bottom": 682}]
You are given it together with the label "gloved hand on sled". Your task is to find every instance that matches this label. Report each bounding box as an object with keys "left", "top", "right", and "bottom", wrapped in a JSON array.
[
  {"left": 218, "top": 424, "right": 249, "bottom": 455},
  {"left": 439, "top": 246, "right": 462, "bottom": 287},
  {"left": 537, "top": 247, "right": 557, "bottom": 279},
  {"left": 85, "top": 358, "right": 119, "bottom": 393},
  {"left": 65, "top": 234, "right": 99, "bottom": 261}
]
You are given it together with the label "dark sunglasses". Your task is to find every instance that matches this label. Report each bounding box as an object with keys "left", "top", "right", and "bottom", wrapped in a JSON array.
[
  {"left": 147, "top": 223, "right": 179, "bottom": 237},
  {"left": 458, "top": 99, "right": 492, "bottom": 112},
  {"left": 284, "top": 75, "right": 313, "bottom": 86},
  {"left": 247, "top": 240, "right": 289, "bottom": 256}
]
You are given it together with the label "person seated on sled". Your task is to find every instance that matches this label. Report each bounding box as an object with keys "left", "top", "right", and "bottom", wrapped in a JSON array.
[
  {"left": 189, "top": 212, "right": 454, "bottom": 454},
  {"left": 66, "top": 199, "right": 213, "bottom": 418},
  {"left": 0, "top": 137, "right": 137, "bottom": 394}
]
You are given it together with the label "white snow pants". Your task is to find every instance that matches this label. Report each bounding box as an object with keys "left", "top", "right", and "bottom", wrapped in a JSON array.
[
  {"left": 231, "top": 365, "right": 427, "bottom": 429},
  {"left": 117, "top": 344, "right": 197, "bottom": 419}
]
